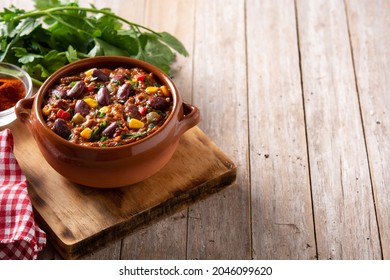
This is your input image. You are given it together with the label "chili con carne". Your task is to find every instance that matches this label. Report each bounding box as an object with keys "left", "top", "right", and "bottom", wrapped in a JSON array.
[{"left": 42, "top": 67, "right": 173, "bottom": 147}]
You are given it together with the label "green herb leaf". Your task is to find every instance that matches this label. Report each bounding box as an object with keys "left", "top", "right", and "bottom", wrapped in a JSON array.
[
  {"left": 65, "top": 45, "right": 78, "bottom": 62},
  {"left": 0, "top": 0, "right": 189, "bottom": 85},
  {"left": 34, "top": 0, "right": 62, "bottom": 10},
  {"left": 158, "top": 32, "right": 189, "bottom": 57},
  {"left": 89, "top": 38, "right": 129, "bottom": 57}
]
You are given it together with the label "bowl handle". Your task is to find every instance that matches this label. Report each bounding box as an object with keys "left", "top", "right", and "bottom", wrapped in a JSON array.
[
  {"left": 15, "top": 97, "right": 34, "bottom": 124},
  {"left": 175, "top": 103, "right": 200, "bottom": 137}
]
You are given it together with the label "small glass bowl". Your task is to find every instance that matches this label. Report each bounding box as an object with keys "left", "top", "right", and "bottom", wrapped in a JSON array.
[{"left": 0, "top": 62, "right": 33, "bottom": 127}]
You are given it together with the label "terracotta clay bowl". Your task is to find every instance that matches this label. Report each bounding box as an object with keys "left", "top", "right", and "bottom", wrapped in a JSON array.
[{"left": 15, "top": 56, "right": 200, "bottom": 188}]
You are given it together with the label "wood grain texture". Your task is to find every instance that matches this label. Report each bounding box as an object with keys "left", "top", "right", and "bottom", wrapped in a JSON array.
[
  {"left": 187, "top": 0, "right": 251, "bottom": 259},
  {"left": 1, "top": 0, "right": 389, "bottom": 260},
  {"left": 10, "top": 120, "right": 236, "bottom": 259},
  {"left": 120, "top": 212, "right": 188, "bottom": 259},
  {"left": 93, "top": 0, "right": 145, "bottom": 25},
  {"left": 345, "top": 0, "right": 390, "bottom": 259},
  {"left": 297, "top": 0, "right": 381, "bottom": 259},
  {"left": 246, "top": 0, "right": 316, "bottom": 259},
  {"left": 120, "top": 0, "right": 195, "bottom": 260}
]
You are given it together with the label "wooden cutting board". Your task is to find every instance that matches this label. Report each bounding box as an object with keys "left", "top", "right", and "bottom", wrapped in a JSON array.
[{"left": 7, "top": 121, "right": 236, "bottom": 259}]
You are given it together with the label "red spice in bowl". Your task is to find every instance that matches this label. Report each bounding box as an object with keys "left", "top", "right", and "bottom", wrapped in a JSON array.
[
  {"left": 0, "top": 62, "right": 33, "bottom": 127},
  {"left": 0, "top": 76, "right": 27, "bottom": 111}
]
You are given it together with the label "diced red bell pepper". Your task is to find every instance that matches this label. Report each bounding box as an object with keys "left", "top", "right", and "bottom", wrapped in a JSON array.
[
  {"left": 134, "top": 73, "right": 145, "bottom": 82},
  {"left": 138, "top": 106, "right": 147, "bottom": 116},
  {"left": 57, "top": 109, "right": 71, "bottom": 120},
  {"left": 86, "top": 83, "right": 96, "bottom": 91}
]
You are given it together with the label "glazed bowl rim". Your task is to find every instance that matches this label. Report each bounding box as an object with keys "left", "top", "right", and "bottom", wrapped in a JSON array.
[{"left": 33, "top": 56, "right": 180, "bottom": 151}]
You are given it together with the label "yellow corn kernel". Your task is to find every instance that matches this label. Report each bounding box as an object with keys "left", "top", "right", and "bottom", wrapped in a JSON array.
[
  {"left": 84, "top": 68, "right": 95, "bottom": 76},
  {"left": 71, "top": 112, "right": 85, "bottom": 124},
  {"left": 99, "top": 106, "right": 109, "bottom": 114},
  {"left": 145, "top": 86, "right": 159, "bottom": 93},
  {"left": 80, "top": 127, "right": 92, "bottom": 140},
  {"left": 160, "top": 85, "right": 170, "bottom": 96},
  {"left": 83, "top": 97, "right": 98, "bottom": 108},
  {"left": 42, "top": 105, "right": 51, "bottom": 116},
  {"left": 128, "top": 118, "right": 145, "bottom": 129},
  {"left": 129, "top": 78, "right": 137, "bottom": 87}
]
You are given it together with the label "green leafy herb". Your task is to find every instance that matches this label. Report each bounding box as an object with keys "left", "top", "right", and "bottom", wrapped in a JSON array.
[
  {"left": 91, "top": 120, "right": 107, "bottom": 140},
  {"left": 122, "top": 131, "right": 148, "bottom": 139},
  {"left": 0, "top": 0, "right": 188, "bottom": 85}
]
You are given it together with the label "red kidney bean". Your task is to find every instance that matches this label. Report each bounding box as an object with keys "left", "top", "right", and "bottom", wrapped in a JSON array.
[
  {"left": 51, "top": 88, "right": 67, "bottom": 99},
  {"left": 148, "top": 96, "right": 169, "bottom": 110},
  {"left": 97, "top": 87, "right": 110, "bottom": 106},
  {"left": 116, "top": 83, "right": 132, "bottom": 101},
  {"left": 74, "top": 99, "right": 89, "bottom": 116},
  {"left": 53, "top": 118, "right": 71, "bottom": 139},
  {"left": 111, "top": 73, "right": 125, "bottom": 84},
  {"left": 67, "top": 81, "right": 85, "bottom": 98},
  {"left": 101, "top": 122, "right": 117, "bottom": 137},
  {"left": 125, "top": 104, "right": 141, "bottom": 120},
  {"left": 92, "top": 69, "right": 109, "bottom": 82}
]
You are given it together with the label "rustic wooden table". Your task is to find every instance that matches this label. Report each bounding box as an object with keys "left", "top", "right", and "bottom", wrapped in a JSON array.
[{"left": 1, "top": 0, "right": 389, "bottom": 260}]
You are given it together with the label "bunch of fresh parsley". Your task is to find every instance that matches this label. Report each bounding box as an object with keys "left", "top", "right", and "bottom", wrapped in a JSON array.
[{"left": 0, "top": 0, "right": 188, "bottom": 85}]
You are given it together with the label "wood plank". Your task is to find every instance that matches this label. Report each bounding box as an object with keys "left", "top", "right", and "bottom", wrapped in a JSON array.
[
  {"left": 76, "top": 240, "right": 122, "bottom": 260},
  {"left": 187, "top": 0, "right": 251, "bottom": 259},
  {"left": 296, "top": 0, "right": 381, "bottom": 259},
  {"left": 120, "top": 0, "right": 195, "bottom": 260},
  {"left": 93, "top": 0, "right": 145, "bottom": 25},
  {"left": 345, "top": 0, "right": 390, "bottom": 259},
  {"left": 52, "top": 240, "right": 121, "bottom": 260},
  {"left": 246, "top": 0, "right": 316, "bottom": 259},
  {"left": 120, "top": 212, "right": 188, "bottom": 259}
]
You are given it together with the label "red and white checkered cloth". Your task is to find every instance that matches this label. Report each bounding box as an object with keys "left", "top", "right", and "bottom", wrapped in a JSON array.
[{"left": 0, "top": 128, "right": 46, "bottom": 260}]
